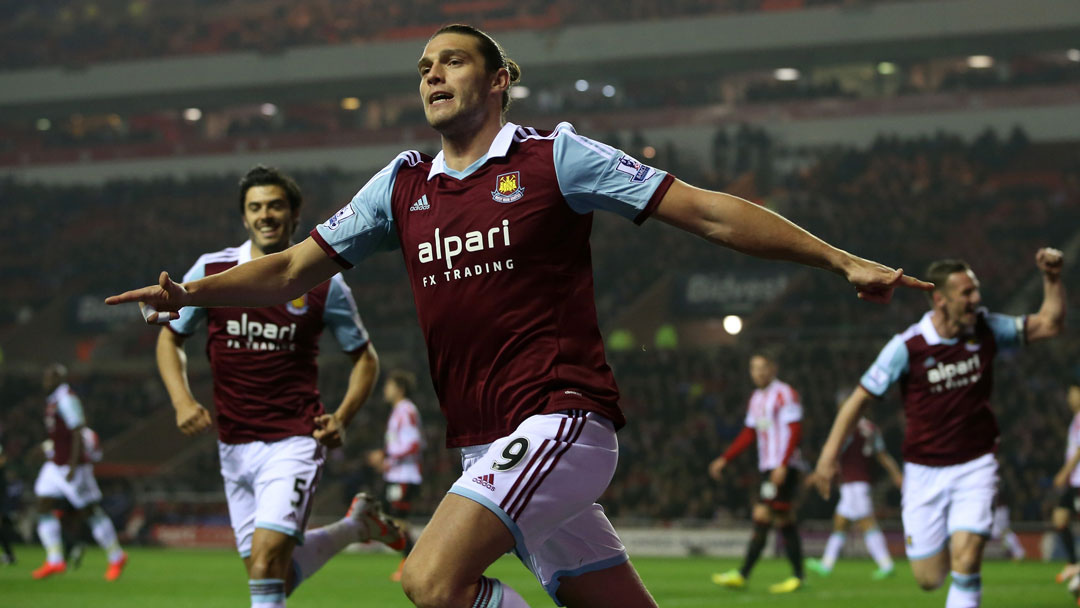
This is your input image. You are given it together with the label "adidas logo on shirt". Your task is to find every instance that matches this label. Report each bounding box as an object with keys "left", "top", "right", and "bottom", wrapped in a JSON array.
[
  {"left": 472, "top": 473, "right": 495, "bottom": 491},
  {"left": 409, "top": 195, "right": 430, "bottom": 212}
]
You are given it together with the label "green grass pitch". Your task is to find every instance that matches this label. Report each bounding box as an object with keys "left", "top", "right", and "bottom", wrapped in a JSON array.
[{"left": 0, "top": 547, "right": 1070, "bottom": 607}]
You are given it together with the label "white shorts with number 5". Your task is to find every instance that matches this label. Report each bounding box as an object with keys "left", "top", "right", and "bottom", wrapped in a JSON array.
[
  {"left": 218, "top": 436, "right": 325, "bottom": 557},
  {"left": 449, "top": 410, "right": 627, "bottom": 606}
]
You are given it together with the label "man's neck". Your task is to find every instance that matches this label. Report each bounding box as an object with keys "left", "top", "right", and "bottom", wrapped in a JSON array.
[
  {"left": 930, "top": 309, "right": 962, "bottom": 340},
  {"left": 440, "top": 118, "right": 504, "bottom": 172}
]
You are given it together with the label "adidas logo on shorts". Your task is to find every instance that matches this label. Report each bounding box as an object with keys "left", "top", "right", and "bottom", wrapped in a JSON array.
[
  {"left": 409, "top": 195, "right": 430, "bottom": 212},
  {"left": 472, "top": 473, "right": 495, "bottom": 491}
]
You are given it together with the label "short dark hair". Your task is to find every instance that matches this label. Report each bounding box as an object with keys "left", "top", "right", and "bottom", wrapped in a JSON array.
[
  {"left": 751, "top": 347, "right": 781, "bottom": 366},
  {"left": 237, "top": 165, "right": 303, "bottom": 215},
  {"left": 431, "top": 24, "right": 521, "bottom": 113},
  {"left": 926, "top": 259, "right": 972, "bottom": 301},
  {"left": 387, "top": 369, "right": 417, "bottom": 397}
]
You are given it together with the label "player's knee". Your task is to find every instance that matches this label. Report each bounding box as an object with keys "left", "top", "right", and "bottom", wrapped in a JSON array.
[
  {"left": 400, "top": 560, "right": 457, "bottom": 608},
  {"left": 916, "top": 576, "right": 945, "bottom": 591},
  {"left": 248, "top": 550, "right": 288, "bottom": 580}
]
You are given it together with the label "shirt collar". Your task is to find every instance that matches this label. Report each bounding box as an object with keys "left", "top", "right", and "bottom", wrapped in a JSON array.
[
  {"left": 427, "top": 122, "right": 519, "bottom": 181},
  {"left": 920, "top": 311, "right": 959, "bottom": 346},
  {"left": 239, "top": 240, "right": 254, "bottom": 265}
]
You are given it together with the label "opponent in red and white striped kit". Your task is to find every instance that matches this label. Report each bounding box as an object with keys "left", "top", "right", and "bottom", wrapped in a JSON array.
[
  {"left": 710, "top": 351, "right": 806, "bottom": 593},
  {"left": 111, "top": 25, "right": 932, "bottom": 608},
  {"left": 369, "top": 370, "right": 425, "bottom": 581},
  {"left": 1053, "top": 383, "right": 1080, "bottom": 582},
  {"left": 814, "top": 253, "right": 1066, "bottom": 608},
  {"left": 32, "top": 364, "right": 126, "bottom": 581},
  {"left": 807, "top": 416, "right": 903, "bottom": 580}
]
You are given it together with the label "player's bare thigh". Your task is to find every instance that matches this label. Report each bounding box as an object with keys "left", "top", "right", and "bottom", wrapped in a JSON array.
[
  {"left": 556, "top": 559, "right": 658, "bottom": 608},
  {"left": 751, "top": 502, "right": 772, "bottom": 524},
  {"left": 400, "top": 492, "right": 515, "bottom": 607},
  {"left": 853, "top": 515, "right": 876, "bottom": 533}
]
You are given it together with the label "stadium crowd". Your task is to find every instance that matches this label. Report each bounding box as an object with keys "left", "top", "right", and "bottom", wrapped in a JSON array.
[
  {"left": 4, "top": 51, "right": 1078, "bottom": 161},
  {"left": 1, "top": 127, "right": 1077, "bottom": 540},
  {"left": 0, "top": 0, "right": 900, "bottom": 71}
]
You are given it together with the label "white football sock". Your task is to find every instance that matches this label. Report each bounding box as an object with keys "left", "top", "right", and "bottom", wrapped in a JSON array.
[
  {"left": 945, "top": 571, "right": 981, "bottom": 608},
  {"left": 864, "top": 528, "right": 893, "bottom": 570},
  {"left": 37, "top": 514, "right": 64, "bottom": 564},
  {"left": 821, "top": 532, "right": 845, "bottom": 569},
  {"left": 250, "top": 578, "right": 286, "bottom": 608},
  {"left": 1002, "top": 530, "right": 1025, "bottom": 559},
  {"left": 289, "top": 519, "right": 358, "bottom": 590},
  {"left": 89, "top": 507, "right": 125, "bottom": 562},
  {"left": 473, "top": 577, "right": 529, "bottom": 608}
]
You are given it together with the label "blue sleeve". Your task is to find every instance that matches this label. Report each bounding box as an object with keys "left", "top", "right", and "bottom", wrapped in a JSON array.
[
  {"left": 168, "top": 256, "right": 209, "bottom": 335},
  {"left": 323, "top": 274, "right": 370, "bottom": 353},
  {"left": 860, "top": 334, "right": 909, "bottom": 397},
  {"left": 985, "top": 311, "right": 1025, "bottom": 350},
  {"left": 552, "top": 123, "right": 671, "bottom": 223},
  {"left": 312, "top": 154, "right": 404, "bottom": 266}
]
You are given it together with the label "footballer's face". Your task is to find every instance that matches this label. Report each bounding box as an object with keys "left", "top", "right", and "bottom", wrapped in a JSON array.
[
  {"left": 1069, "top": 385, "right": 1080, "bottom": 414},
  {"left": 418, "top": 33, "right": 498, "bottom": 136},
  {"left": 749, "top": 356, "right": 777, "bottom": 389},
  {"left": 242, "top": 185, "right": 298, "bottom": 256},
  {"left": 42, "top": 367, "right": 62, "bottom": 392},
  {"left": 383, "top": 379, "right": 402, "bottom": 405},
  {"left": 937, "top": 270, "right": 982, "bottom": 329}
]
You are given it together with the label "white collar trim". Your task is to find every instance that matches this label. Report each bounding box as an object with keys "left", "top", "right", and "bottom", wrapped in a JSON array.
[
  {"left": 919, "top": 311, "right": 958, "bottom": 345},
  {"left": 239, "top": 240, "right": 254, "bottom": 265},
  {"left": 427, "top": 122, "right": 519, "bottom": 181}
]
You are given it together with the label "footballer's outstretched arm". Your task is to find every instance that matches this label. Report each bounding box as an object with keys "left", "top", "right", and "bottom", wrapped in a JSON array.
[
  {"left": 653, "top": 179, "right": 933, "bottom": 303},
  {"left": 811, "top": 386, "right": 875, "bottom": 498},
  {"left": 105, "top": 237, "right": 339, "bottom": 321}
]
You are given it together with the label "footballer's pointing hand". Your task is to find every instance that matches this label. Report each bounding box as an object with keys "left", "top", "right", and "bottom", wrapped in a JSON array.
[
  {"left": 104, "top": 271, "right": 189, "bottom": 323},
  {"left": 844, "top": 257, "right": 934, "bottom": 304},
  {"left": 1036, "top": 247, "right": 1064, "bottom": 280},
  {"left": 313, "top": 413, "right": 346, "bottom": 449},
  {"left": 176, "top": 401, "right": 212, "bottom": 436}
]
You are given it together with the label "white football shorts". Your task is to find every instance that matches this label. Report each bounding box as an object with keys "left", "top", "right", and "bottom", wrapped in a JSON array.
[
  {"left": 34, "top": 462, "right": 102, "bottom": 509},
  {"left": 836, "top": 481, "right": 873, "bottom": 520},
  {"left": 901, "top": 452, "right": 998, "bottom": 560},
  {"left": 449, "top": 410, "right": 627, "bottom": 605},
  {"left": 218, "top": 435, "right": 325, "bottom": 557}
]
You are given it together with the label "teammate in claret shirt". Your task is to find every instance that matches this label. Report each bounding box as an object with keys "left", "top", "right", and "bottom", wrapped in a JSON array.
[
  {"left": 31, "top": 364, "right": 127, "bottom": 581},
  {"left": 709, "top": 350, "right": 808, "bottom": 594},
  {"left": 154, "top": 166, "right": 402, "bottom": 608},
  {"left": 1053, "top": 382, "right": 1080, "bottom": 582},
  {"left": 813, "top": 253, "right": 1066, "bottom": 608},
  {"left": 109, "top": 24, "right": 932, "bottom": 608},
  {"left": 806, "top": 415, "right": 903, "bottom": 580}
]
